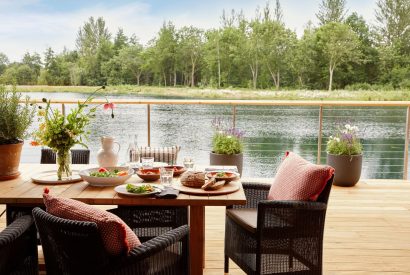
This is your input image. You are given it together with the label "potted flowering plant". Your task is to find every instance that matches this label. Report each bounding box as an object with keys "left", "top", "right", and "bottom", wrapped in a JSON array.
[
  {"left": 210, "top": 118, "right": 244, "bottom": 175},
  {"left": 32, "top": 86, "right": 114, "bottom": 180},
  {"left": 326, "top": 124, "right": 363, "bottom": 187},
  {"left": 0, "top": 86, "right": 36, "bottom": 180}
]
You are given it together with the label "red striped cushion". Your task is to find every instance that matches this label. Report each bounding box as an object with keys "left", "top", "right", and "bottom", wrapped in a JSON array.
[
  {"left": 268, "top": 152, "right": 334, "bottom": 201},
  {"left": 43, "top": 189, "right": 141, "bottom": 256}
]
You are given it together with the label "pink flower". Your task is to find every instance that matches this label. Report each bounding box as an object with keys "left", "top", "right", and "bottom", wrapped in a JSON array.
[{"left": 103, "top": 103, "right": 115, "bottom": 110}]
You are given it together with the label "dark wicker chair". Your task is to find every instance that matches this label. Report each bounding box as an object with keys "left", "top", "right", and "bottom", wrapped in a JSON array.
[
  {"left": 0, "top": 215, "right": 39, "bottom": 275},
  {"left": 108, "top": 206, "right": 188, "bottom": 243},
  {"left": 225, "top": 176, "right": 334, "bottom": 275},
  {"left": 40, "top": 148, "right": 90, "bottom": 164},
  {"left": 32, "top": 207, "right": 189, "bottom": 275}
]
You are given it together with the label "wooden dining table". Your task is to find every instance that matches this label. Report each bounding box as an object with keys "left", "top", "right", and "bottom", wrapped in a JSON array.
[{"left": 0, "top": 163, "right": 246, "bottom": 275}]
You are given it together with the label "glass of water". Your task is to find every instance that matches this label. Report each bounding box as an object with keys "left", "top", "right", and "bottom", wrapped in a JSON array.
[
  {"left": 160, "top": 167, "right": 174, "bottom": 187},
  {"left": 141, "top": 157, "right": 154, "bottom": 170},
  {"left": 183, "top": 157, "right": 194, "bottom": 170}
]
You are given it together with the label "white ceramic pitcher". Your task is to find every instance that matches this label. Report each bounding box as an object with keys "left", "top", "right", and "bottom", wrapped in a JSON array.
[{"left": 96, "top": 136, "right": 121, "bottom": 167}]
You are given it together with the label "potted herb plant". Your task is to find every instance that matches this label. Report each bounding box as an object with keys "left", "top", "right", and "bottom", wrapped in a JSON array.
[
  {"left": 210, "top": 118, "right": 244, "bottom": 175},
  {"left": 0, "top": 86, "right": 36, "bottom": 180},
  {"left": 32, "top": 86, "right": 114, "bottom": 181},
  {"left": 326, "top": 124, "right": 363, "bottom": 187}
]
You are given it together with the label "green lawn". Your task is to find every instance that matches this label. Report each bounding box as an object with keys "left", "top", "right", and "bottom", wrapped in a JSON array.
[{"left": 14, "top": 85, "right": 410, "bottom": 101}]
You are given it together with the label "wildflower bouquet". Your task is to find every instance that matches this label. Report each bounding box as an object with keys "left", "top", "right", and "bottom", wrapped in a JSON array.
[
  {"left": 211, "top": 118, "right": 244, "bottom": 155},
  {"left": 326, "top": 124, "right": 362, "bottom": 156},
  {"left": 32, "top": 86, "right": 114, "bottom": 180}
]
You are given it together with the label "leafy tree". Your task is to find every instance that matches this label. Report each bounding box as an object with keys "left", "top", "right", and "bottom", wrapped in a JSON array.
[
  {"left": 316, "top": 0, "right": 347, "bottom": 25},
  {"left": 375, "top": 0, "right": 410, "bottom": 49},
  {"left": 0, "top": 53, "right": 9, "bottom": 75},
  {"left": 315, "top": 22, "right": 361, "bottom": 91},
  {"left": 22, "top": 52, "right": 42, "bottom": 79},
  {"left": 178, "top": 26, "right": 204, "bottom": 87},
  {"left": 76, "top": 17, "right": 111, "bottom": 56},
  {"left": 113, "top": 28, "right": 129, "bottom": 52}
]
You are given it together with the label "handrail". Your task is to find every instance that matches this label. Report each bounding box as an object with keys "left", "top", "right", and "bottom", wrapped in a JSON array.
[
  {"left": 25, "top": 98, "right": 410, "bottom": 107},
  {"left": 21, "top": 97, "right": 410, "bottom": 180}
]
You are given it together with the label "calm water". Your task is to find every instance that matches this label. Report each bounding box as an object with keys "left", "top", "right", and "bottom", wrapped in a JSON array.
[{"left": 21, "top": 92, "right": 408, "bottom": 179}]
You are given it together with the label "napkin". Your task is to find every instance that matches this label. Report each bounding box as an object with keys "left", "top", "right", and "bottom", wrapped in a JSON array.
[{"left": 155, "top": 187, "right": 179, "bottom": 199}]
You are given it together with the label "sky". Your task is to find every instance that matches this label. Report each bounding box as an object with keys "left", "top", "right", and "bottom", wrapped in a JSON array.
[{"left": 0, "top": 0, "right": 377, "bottom": 62}]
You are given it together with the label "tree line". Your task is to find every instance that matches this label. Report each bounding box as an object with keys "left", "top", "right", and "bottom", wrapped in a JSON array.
[{"left": 0, "top": 0, "right": 409, "bottom": 91}]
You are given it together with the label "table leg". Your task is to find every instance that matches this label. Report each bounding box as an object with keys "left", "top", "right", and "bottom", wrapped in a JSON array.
[{"left": 190, "top": 205, "right": 205, "bottom": 275}]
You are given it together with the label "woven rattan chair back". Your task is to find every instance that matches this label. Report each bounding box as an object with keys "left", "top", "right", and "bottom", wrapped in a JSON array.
[
  {"left": 40, "top": 148, "right": 90, "bottom": 164},
  {"left": 32, "top": 207, "right": 109, "bottom": 275}
]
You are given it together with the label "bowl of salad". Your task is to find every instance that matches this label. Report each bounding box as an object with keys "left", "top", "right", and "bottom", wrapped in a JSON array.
[{"left": 79, "top": 167, "right": 134, "bottom": 186}]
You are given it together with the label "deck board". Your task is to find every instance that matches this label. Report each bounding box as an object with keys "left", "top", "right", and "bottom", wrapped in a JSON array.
[{"left": 1, "top": 180, "right": 410, "bottom": 274}]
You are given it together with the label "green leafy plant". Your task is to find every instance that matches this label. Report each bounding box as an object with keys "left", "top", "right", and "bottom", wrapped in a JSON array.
[
  {"left": 0, "top": 85, "right": 36, "bottom": 144},
  {"left": 32, "top": 86, "right": 113, "bottom": 151},
  {"left": 326, "top": 124, "right": 362, "bottom": 156},
  {"left": 211, "top": 118, "right": 244, "bottom": 155}
]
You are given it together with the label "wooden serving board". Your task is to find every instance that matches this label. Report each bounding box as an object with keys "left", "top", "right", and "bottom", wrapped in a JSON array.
[{"left": 174, "top": 181, "right": 240, "bottom": 196}]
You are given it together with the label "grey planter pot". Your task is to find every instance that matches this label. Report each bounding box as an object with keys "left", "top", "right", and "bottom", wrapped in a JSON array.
[
  {"left": 326, "top": 153, "right": 362, "bottom": 187},
  {"left": 209, "top": 152, "right": 243, "bottom": 175}
]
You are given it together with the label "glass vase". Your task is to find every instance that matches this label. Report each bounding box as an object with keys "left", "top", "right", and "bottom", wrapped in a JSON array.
[{"left": 56, "top": 149, "right": 72, "bottom": 180}]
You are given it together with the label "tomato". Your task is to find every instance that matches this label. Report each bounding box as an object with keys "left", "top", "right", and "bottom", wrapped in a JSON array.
[
  {"left": 98, "top": 167, "right": 108, "bottom": 173},
  {"left": 117, "top": 171, "right": 128, "bottom": 176}
]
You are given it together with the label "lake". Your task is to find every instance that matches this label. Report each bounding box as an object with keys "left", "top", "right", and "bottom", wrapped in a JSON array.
[{"left": 21, "top": 92, "right": 408, "bottom": 179}]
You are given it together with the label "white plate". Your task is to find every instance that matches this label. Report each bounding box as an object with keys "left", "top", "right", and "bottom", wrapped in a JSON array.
[
  {"left": 79, "top": 167, "right": 134, "bottom": 187},
  {"left": 114, "top": 183, "right": 162, "bottom": 197},
  {"left": 31, "top": 170, "right": 82, "bottom": 184}
]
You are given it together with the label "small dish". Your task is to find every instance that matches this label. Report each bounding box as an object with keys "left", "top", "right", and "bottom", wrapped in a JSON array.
[
  {"left": 205, "top": 171, "right": 239, "bottom": 183},
  {"left": 79, "top": 167, "right": 133, "bottom": 187},
  {"left": 115, "top": 184, "right": 162, "bottom": 197},
  {"left": 164, "top": 165, "right": 187, "bottom": 176},
  {"left": 136, "top": 168, "right": 160, "bottom": 182}
]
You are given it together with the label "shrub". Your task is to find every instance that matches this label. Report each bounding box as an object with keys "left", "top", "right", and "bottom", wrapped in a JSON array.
[
  {"left": 0, "top": 85, "right": 36, "bottom": 144},
  {"left": 326, "top": 124, "right": 362, "bottom": 156}
]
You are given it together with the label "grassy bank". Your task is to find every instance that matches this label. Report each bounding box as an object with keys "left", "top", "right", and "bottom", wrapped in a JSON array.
[{"left": 15, "top": 85, "right": 410, "bottom": 101}]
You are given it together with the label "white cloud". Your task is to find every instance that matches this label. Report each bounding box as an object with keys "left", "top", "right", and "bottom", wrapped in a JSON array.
[{"left": 0, "top": 0, "right": 378, "bottom": 62}]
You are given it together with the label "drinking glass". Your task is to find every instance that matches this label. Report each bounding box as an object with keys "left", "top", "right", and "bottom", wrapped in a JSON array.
[
  {"left": 141, "top": 157, "right": 154, "bottom": 169},
  {"left": 183, "top": 157, "right": 194, "bottom": 169},
  {"left": 160, "top": 167, "right": 174, "bottom": 187}
]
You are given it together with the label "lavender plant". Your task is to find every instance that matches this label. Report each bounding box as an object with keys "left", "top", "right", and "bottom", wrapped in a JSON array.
[
  {"left": 211, "top": 118, "right": 244, "bottom": 155},
  {"left": 326, "top": 124, "right": 362, "bottom": 156}
]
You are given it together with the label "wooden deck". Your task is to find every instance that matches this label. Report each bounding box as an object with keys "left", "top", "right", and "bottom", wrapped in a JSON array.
[{"left": 1, "top": 179, "right": 410, "bottom": 274}]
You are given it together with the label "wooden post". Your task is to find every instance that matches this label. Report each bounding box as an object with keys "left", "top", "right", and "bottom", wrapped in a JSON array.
[
  {"left": 403, "top": 106, "right": 410, "bottom": 179},
  {"left": 232, "top": 105, "right": 236, "bottom": 128},
  {"left": 62, "top": 103, "right": 66, "bottom": 117},
  {"left": 147, "top": 104, "right": 151, "bottom": 146},
  {"left": 317, "top": 106, "right": 323, "bottom": 164}
]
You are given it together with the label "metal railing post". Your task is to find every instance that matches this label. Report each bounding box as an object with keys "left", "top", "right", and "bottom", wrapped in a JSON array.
[
  {"left": 403, "top": 106, "right": 410, "bottom": 179},
  {"left": 317, "top": 106, "right": 323, "bottom": 164},
  {"left": 232, "top": 105, "right": 236, "bottom": 128},
  {"left": 147, "top": 104, "right": 151, "bottom": 146}
]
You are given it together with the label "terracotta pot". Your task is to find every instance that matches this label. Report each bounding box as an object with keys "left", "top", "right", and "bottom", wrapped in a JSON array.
[
  {"left": 209, "top": 152, "right": 243, "bottom": 175},
  {"left": 326, "top": 153, "right": 362, "bottom": 187},
  {"left": 0, "top": 141, "right": 23, "bottom": 181}
]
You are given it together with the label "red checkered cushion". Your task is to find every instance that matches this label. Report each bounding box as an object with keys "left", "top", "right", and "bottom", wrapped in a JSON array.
[
  {"left": 43, "top": 189, "right": 141, "bottom": 256},
  {"left": 268, "top": 152, "right": 334, "bottom": 201}
]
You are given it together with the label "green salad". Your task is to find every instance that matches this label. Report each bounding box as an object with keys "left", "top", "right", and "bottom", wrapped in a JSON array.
[
  {"left": 126, "top": 184, "right": 155, "bottom": 194},
  {"left": 89, "top": 167, "right": 128, "bottom": 177}
]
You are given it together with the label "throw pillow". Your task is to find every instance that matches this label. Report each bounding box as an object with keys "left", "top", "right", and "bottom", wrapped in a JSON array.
[
  {"left": 268, "top": 152, "right": 334, "bottom": 201},
  {"left": 43, "top": 188, "right": 141, "bottom": 256}
]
